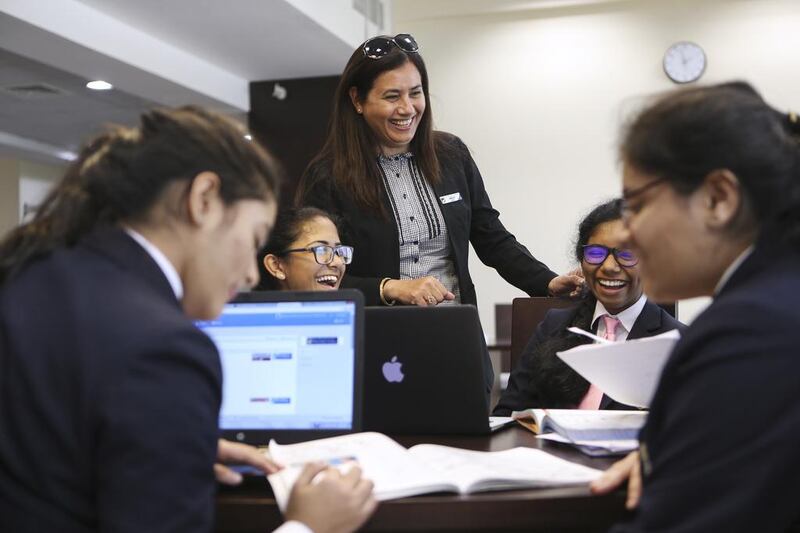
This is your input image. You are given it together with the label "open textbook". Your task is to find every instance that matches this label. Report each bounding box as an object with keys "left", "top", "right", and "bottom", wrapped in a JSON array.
[
  {"left": 557, "top": 329, "right": 681, "bottom": 407},
  {"left": 512, "top": 409, "right": 646, "bottom": 456},
  {"left": 266, "top": 432, "right": 602, "bottom": 511}
]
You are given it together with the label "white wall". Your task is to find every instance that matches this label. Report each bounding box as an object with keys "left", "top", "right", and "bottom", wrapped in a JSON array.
[
  {"left": 18, "top": 160, "right": 61, "bottom": 222},
  {"left": 0, "top": 158, "right": 62, "bottom": 237},
  {"left": 394, "top": 0, "right": 800, "bottom": 339}
]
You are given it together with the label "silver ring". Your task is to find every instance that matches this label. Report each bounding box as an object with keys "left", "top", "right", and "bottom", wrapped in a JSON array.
[{"left": 427, "top": 296, "right": 436, "bottom": 304}]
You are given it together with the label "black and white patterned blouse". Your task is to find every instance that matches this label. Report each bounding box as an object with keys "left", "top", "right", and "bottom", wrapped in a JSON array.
[{"left": 377, "top": 153, "right": 461, "bottom": 303}]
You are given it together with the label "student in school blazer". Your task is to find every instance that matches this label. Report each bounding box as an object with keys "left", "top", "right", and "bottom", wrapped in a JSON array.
[
  {"left": 0, "top": 107, "right": 376, "bottom": 533},
  {"left": 611, "top": 243, "right": 800, "bottom": 532},
  {"left": 493, "top": 300, "right": 685, "bottom": 416},
  {"left": 0, "top": 228, "right": 223, "bottom": 532},
  {"left": 590, "top": 81, "right": 800, "bottom": 532},
  {"left": 300, "top": 134, "right": 558, "bottom": 307}
]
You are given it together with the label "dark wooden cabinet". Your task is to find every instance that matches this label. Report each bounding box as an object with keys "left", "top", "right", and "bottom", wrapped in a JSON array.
[{"left": 248, "top": 75, "right": 340, "bottom": 207}]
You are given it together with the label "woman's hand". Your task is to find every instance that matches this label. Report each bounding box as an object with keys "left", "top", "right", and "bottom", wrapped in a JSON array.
[
  {"left": 548, "top": 268, "right": 586, "bottom": 298},
  {"left": 214, "top": 438, "right": 282, "bottom": 485},
  {"left": 285, "top": 462, "right": 377, "bottom": 533},
  {"left": 383, "top": 277, "right": 455, "bottom": 306},
  {"left": 590, "top": 451, "right": 642, "bottom": 510}
]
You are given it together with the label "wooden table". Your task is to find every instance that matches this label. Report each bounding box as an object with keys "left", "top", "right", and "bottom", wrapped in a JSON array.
[{"left": 215, "top": 426, "right": 629, "bottom": 532}]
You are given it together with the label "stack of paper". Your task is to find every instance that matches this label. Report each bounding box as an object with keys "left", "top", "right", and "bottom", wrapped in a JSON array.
[{"left": 512, "top": 409, "right": 647, "bottom": 457}]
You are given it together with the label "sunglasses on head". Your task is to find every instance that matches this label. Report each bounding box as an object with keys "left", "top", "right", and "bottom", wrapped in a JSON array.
[
  {"left": 362, "top": 34, "right": 419, "bottom": 59},
  {"left": 582, "top": 244, "right": 639, "bottom": 267}
]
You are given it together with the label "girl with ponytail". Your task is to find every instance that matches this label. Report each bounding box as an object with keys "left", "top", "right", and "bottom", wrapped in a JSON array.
[
  {"left": 592, "top": 82, "right": 800, "bottom": 533},
  {"left": 0, "top": 107, "right": 375, "bottom": 533}
]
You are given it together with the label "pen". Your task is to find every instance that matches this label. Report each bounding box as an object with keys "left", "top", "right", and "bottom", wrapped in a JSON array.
[{"left": 288, "top": 455, "right": 358, "bottom": 468}]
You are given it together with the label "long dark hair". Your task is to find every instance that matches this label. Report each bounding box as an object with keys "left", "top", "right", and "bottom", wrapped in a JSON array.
[
  {"left": 0, "top": 106, "right": 282, "bottom": 284},
  {"left": 256, "top": 206, "right": 337, "bottom": 290},
  {"left": 621, "top": 81, "right": 800, "bottom": 248},
  {"left": 296, "top": 38, "right": 442, "bottom": 216},
  {"left": 527, "top": 199, "right": 625, "bottom": 408}
]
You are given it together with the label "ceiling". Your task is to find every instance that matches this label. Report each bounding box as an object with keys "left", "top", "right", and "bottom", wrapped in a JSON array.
[
  {"left": 0, "top": 47, "right": 156, "bottom": 161},
  {"left": 0, "top": 0, "right": 387, "bottom": 164},
  {"left": 74, "top": 0, "right": 360, "bottom": 81}
]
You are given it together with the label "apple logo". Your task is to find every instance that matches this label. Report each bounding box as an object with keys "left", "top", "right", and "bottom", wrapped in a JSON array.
[{"left": 382, "top": 356, "right": 404, "bottom": 383}]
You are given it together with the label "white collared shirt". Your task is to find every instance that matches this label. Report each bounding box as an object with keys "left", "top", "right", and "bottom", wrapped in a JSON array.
[
  {"left": 714, "top": 245, "right": 755, "bottom": 296},
  {"left": 274, "top": 521, "right": 313, "bottom": 533},
  {"left": 124, "top": 227, "right": 184, "bottom": 301},
  {"left": 124, "top": 229, "right": 312, "bottom": 533},
  {"left": 592, "top": 294, "right": 648, "bottom": 342}
]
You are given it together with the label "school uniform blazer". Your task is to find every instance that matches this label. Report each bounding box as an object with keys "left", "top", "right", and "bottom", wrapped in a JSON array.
[
  {"left": 611, "top": 243, "right": 800, "bottom": 532},
  {"left": 300, "top": 133, "right": 557, "bottom": 307},
  {"left": 0, "top": 228, "right": 222, "bottom": 533},
  {"left": 492, "top": 301, "right": 685, "bottom": 416}
]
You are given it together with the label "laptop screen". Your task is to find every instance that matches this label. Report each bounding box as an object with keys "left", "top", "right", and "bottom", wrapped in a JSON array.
[{"left": 195, "top": 290, "right": 363, "bottom": 442}]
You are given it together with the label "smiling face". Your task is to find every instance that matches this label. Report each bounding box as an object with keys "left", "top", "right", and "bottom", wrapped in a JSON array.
[
  {"left": 353, "top": 60, "right": 426, "bottom": 155},
  {"left": 582, "top": 219, "right": 643, "bottom": 315},
  {"left": 619, "top": 162, "right": 744, "bottom": 302},
  {"left": 265, "top": 216, "right": 346, "bottom": 291}
]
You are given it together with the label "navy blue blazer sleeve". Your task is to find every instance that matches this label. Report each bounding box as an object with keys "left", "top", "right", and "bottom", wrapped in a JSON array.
[
  {"left": 452, "top": 137, "right": 558, "bottom": 296},
  {"left": 95, "top": 328, "right": 221, "bottom": 532},
  {"left": 299, "top": 136, "right": 558, "bottom": 306},
  {"left": 612, "top": 297, "right": 800, "bottom": 531}
]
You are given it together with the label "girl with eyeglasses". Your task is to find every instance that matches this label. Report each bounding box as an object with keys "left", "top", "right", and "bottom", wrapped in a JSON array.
[
  {"left": 258, "top": 207, "right": 353, "bottom": 291},
  {"left": 296, "top": 34, "right": 582, "bottom": 309},
  {"left": 0, "top": 108, "right": 376, "bottom": 533},
  {"left": 590, "top": 82, "right": 800, "bottom": 532},
  {"left": 493, "top": 199, "right": 685, "bottom": 416}
]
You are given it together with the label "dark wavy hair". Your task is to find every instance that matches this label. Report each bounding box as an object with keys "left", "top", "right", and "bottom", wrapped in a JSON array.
[
  {"left": 256, "top": 206, "right": 338, "bottom": 290},
  {"left": 621, "top": 81, "right": 800, "bottom": 248},
  {"left": 296, "top": 37, "right": 444, "bottom": 217},
  {"left": 0, "top": 106, "right": 282, "bottom": 285},
  {"left": 526, "top": 199, "right": 625, "bottom": 408}
]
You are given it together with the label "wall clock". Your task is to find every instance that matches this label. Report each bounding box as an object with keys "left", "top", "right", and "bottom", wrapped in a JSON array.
[{"left": 663, "top": 41, "right": 706, "bottom": 84}]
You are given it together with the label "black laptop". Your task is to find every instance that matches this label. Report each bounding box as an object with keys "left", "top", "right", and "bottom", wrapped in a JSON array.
[
  {"left": 195, "top": 289, "right": 364, "bottom": 444},
  {"left": 363, "top": 305, "right": 490, "bottom": 435}
]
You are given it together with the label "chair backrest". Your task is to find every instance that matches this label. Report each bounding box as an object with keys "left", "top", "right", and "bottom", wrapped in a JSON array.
[
  {"left": 494, "top": 303, "right": 512, "bottom": 346},
  {"left": 510, "top": 297, "right": 576, "bottom": 371}
]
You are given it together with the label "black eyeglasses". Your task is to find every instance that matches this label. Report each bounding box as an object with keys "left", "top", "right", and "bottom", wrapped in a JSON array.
[
  {"left": 362, "top": 34, "right": 419, "bottom": 59},
  {"left": 582, "top": 245, "right": 639, "bottom": 267},
  {"left": 621, "top": 177, "right": 668, "bottom": 223},
  {"left": 281, "top": 244, "right": 354, "bottom": 265}
]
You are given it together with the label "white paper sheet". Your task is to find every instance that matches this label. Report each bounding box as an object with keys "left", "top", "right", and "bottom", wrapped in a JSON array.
[{"left": 556, "top": 329, "right": 680, "bottom": 407}]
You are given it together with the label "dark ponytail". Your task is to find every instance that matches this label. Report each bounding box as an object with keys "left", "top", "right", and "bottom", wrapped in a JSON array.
[
  {"left": 0, "top": 106, "right": 282, "bottom": 284},
  {"left": 526, "top": 296, "right": 595, "bottom": 408}
]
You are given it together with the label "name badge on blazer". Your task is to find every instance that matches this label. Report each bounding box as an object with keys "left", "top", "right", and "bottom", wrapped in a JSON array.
[{"left": 439, "top": 192, "right": 462, "bottom": 204}]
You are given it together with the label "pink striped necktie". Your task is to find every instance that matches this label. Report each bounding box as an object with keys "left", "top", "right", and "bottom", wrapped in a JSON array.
[{"left": 577, "top": 315, "right": 621, "bottom": 409}]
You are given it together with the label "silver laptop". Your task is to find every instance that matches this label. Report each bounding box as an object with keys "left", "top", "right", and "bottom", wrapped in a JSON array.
[{"left": 195, "top": 290, "right": 364, "bottom": 444}]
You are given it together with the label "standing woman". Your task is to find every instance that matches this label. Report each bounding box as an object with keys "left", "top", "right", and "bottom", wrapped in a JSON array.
[
  {"left": 0, "top": 108, "right": 375, "bottom": 533},
  {"left": 296, "top": 34, "right": 581, "bottom": 309},
  {"left": 591, "top": 82, "right": 800, "bottom": 531}
]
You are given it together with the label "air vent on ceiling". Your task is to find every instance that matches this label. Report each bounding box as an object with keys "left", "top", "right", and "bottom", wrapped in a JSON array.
[
  {"left": 0, "top": 83, "right": 69, "bottom": 100},
  {"left": 353, "top": 0, "right": 384, "bottom": 28}
]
